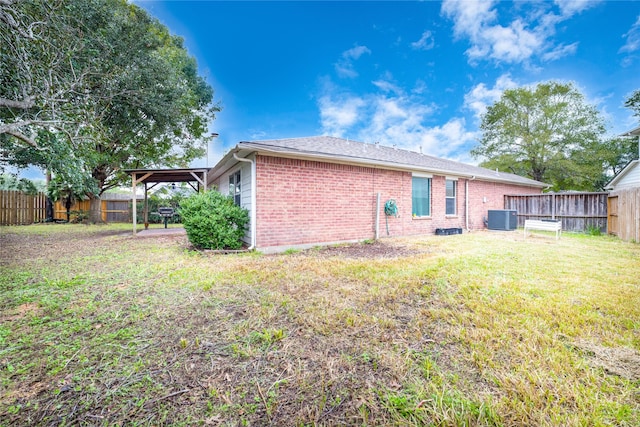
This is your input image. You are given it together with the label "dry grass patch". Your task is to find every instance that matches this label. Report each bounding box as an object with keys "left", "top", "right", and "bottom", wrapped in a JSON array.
[{"left": 0, "top": 224, "right": 638, "bottom": 426}]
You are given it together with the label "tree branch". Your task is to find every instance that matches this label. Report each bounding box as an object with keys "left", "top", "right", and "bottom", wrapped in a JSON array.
[
  {"left": 0, "top": 119, "right": 61, "bottom": 134},
  {"left": 0, "top": 2, "right": 40, "bottom": 40},
  {"left": 4, "top": 130, "right": 43, "bottom": 150},
  {"left": 0, "top": 96, "right": 36, "bottom": 110}
]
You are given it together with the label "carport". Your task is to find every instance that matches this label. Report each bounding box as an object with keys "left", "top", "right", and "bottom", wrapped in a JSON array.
[{"left": 124, "top": 168, "right": 209, "bottom": 235}]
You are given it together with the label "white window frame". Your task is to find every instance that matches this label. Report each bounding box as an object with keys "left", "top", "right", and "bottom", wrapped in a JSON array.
[
  {"left": 229, "top": 170, "right": 241, "bottom": 206},
  {"left": 446, "top": 178, "right": 457, "bottom": 216},
  {"left": 412, "top": 174, "right": 432, "bottom": 218}
]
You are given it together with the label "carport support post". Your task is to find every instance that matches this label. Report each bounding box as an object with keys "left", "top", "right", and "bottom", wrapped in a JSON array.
[
  {"left": 144, "top": 183, "right": 149, "bottom": 229},
  {"left": 132, "top": 173, "right": 137, "bottom": 235},
  {"left": 131, "top": 171, "right": 152, "bottom": 235}
]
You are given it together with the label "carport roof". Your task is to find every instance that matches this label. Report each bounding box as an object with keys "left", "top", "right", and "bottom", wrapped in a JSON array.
[{"left": 123, "top": 168, "right": 210, "bottom": 184}]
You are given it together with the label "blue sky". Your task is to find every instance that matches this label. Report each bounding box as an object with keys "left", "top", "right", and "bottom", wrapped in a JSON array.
[{"left": 18, "top": 0, "right": 640, "bottom": 179}]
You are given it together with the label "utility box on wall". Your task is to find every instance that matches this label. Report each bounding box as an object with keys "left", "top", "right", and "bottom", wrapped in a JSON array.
[{"left": 487, "top": 209, "right": 518, "bottom": 230}]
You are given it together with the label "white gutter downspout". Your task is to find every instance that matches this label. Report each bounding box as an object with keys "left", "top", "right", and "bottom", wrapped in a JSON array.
[
  {"left": 233, "top": 153, "right": 256, "bottom": 250},
  {"left": 466, "top": 176, "right": 476, "bottom": 232}
]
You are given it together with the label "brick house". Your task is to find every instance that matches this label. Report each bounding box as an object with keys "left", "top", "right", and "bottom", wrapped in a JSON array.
[{"left": 207, "top": 136, "right": 546, "bottom": 252}]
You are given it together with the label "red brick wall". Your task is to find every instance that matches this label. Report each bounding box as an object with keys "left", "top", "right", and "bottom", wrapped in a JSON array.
[
  {"left": 465, "top": 179, "right": 540, "bottom": 230},
  {"left": 255, "top": 155, "right": 541, "bottom": 249}
]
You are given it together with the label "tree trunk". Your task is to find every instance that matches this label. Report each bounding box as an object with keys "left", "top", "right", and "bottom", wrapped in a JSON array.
[
  {"left": 89, "top": 195, "right": 103, "bottom": 223},
  {"left": 65, "top": 196, "right": 71, "bottom": 222}
]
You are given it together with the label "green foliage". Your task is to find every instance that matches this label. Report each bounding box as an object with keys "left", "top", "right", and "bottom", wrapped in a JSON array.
[
  {"left": 135, "top": 185, "right": 189, "bottom": 224},
  {"left": 585, "top": 224, "right": 603, "bottom": 236},
  {"left": 473, "top": 81, "right": 607, "bottom": 191},
  {"left": 0, "top": 174, "right": 43, "bottom": 194},
  {"left": 179, "top": 190, "right": 249, "bottom": 250},
  {"left": 1, "top": 0, "right": 217, "bottom": 215},
  {"left": 68, "top": 210, "right": 89, "bottom": 224},
  {"left": 47, "top": 175, "right": 92, "bottom": 203},
  {"left": 625, "top": 89, "right": 640, "bottom": 118}
]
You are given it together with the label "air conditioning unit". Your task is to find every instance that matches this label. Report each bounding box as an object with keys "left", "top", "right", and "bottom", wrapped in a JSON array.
[{"left": 487, "top": 210, "right": 517, "bottom": 230}]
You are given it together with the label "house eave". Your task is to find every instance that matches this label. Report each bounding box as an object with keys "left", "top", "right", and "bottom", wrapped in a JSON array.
[
  {"left": 207, "top": 148, "right": 254, "bottom": 184},
  {"left": 604, "top": 159, "right": 639, "bottom": 190},
  {"left": 620, "top": 126, "right": 640, "bottom": 137},
  {"left": 232, "top": 143, "right": 547, "bottom": 188}
]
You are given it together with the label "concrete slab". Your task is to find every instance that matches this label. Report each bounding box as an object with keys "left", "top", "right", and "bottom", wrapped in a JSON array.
[{"left": 136, "top": 227, "right": 186, "bottom": 237}]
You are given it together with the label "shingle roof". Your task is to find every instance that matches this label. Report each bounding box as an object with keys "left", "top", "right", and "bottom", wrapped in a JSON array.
[{"left": 237, "top": 136, "right": 546, "bottom": 188}]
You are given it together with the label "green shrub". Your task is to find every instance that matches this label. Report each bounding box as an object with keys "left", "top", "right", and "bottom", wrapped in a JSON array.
[
  {"left": 585, "top": 224, "right": 602, "bottom": 236},
  {"left": 179, "top": 190, "right": 249, "bottom": 250}
]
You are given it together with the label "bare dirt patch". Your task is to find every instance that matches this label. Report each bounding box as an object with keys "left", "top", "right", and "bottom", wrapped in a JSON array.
[
  {"left": 0, "top": 302, "right": 41, "bottom": 322},
  {"left": 0, "top": 226, "right": 130, "bottom": 265},
  {"left": 570, "top": 339, "right": 640, "bottom": 381},
  {"left": 307, "top": 240, "right": 425, "bottom": 259}
]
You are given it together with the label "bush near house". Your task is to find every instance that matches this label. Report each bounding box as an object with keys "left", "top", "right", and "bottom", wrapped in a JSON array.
[{"left": 179, "top": 190, "right": 249, "bottom": 249}]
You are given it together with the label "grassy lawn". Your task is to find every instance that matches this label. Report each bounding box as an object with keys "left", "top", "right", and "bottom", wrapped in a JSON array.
[{"left": 1, "top": 224, "right": 639, "bottom": 426}]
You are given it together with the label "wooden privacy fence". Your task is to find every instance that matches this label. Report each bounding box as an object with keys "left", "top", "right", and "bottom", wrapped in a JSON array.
[
  {"left": 0, "top": 191, "right": 133, "bottom": 225},
  {"left": 608, "top": 188, "right": 639, "bottom": 243},
  {"left": 504, "top": 192, "right": 608, "bottom": 233},
  {"left": 53, "top": 199, "right": 91, "bottom": 221},
  {"left": 0, "top": 190, "right": 47, "bottom": 225},
  {"left": 52, "top": 199, "right": 131, "bottom": 222}
]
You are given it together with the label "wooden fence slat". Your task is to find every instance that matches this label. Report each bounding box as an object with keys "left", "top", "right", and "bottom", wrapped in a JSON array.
[
  {"left": 611, "top": 188, "right": 640, "bottom": 243},
  {"left": 0, "top": 190, "right": 48, "bottom": 226},
  {"left": 504, "top": 192, "right": 609, "bottom": 233}
]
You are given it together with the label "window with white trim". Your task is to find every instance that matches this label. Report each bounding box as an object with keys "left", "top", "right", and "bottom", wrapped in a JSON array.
[
  {"left": 412, "top": 176, "right": 431, "bottom": 217},
  {"left": 446, "top": 179, "right": 457, "bottom": 215},
  {"left": 229, "top": 170, "right": 241, "bottom": 206}
]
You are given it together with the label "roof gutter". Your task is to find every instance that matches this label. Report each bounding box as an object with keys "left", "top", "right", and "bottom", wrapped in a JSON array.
[{"left": 233, "top": 153, "right": 256, "bottom": 250}]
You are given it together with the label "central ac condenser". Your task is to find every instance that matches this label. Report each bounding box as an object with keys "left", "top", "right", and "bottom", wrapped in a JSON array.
[{"left": 487, "top": 210, "right": 518, "bottom": 230}]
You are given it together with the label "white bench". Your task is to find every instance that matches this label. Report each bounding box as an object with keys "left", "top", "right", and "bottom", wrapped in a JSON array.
[{"left": 524, "top": 219, "right": 562, "bottom": 240}]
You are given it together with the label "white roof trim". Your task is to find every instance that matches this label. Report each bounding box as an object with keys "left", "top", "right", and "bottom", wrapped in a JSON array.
[
  {"left": 620, "top": 126, "right": 640, "bottom": 137},
  {"left": 605, "top": 159, "right": 639, "bottom": 189}
]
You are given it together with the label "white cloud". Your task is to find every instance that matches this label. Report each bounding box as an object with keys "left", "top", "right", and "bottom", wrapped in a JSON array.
[
  {"left": 334, "top": 45, "right": 371, "bottom": 78},
  {"left": 318, "top": 94, "right": 366, "bottom": 137},
  {"left": 620, "top": 15, "right": 640, "bottom": 54},
  {"left": 464, "top": 74, "right": 518, "bottom": 121},
  {"left": 317, "top": 80, "right": 479, "bottom": 161},
  {"left": 372, "top": 78, "right": 403, "bottom": 95},
  {"left": 480, "top": 19, "right": 543, "bottom": 62},
  {"left": 411, "top": 30, "right": 435, "bottom": 50},
  {"left": 441, "top": 0, "right": 586, "bottom": 64},
  {"left": 441, "top": 0, "right": 497, "bottom": 41},
  {"left": 554, "top": 0, "right": 601, "bottom": 17},
  {"left": 542, "top": 42, "right": 579, "bottom": 61},
  {"left": 343, "top": 45, "right": 371, "bottom": 60}
]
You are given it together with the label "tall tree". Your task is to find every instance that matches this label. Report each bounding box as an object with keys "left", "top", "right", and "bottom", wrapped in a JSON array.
[
  {"left": 67, "top": 0, "right": 216, "bottom": 221},
  {"left": 472, "top": 82, "right": 606, "bottom": 191},
  {"left": 1, "top": 0, "right": 217, "bottom": 222},
  {"left": 0, "top": 0, "right": 90, "bottom": 151}
]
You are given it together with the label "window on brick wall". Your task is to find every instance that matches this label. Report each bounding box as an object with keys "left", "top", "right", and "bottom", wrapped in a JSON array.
[
  {"left": 446, "top": 179, "right": 457, "bottom": 215},
  {"left": 412, "top": 176, "right": 431, "bottom": 217},
  {"left": 229, "top": 170, "right": 241, "bottom": 206}
]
